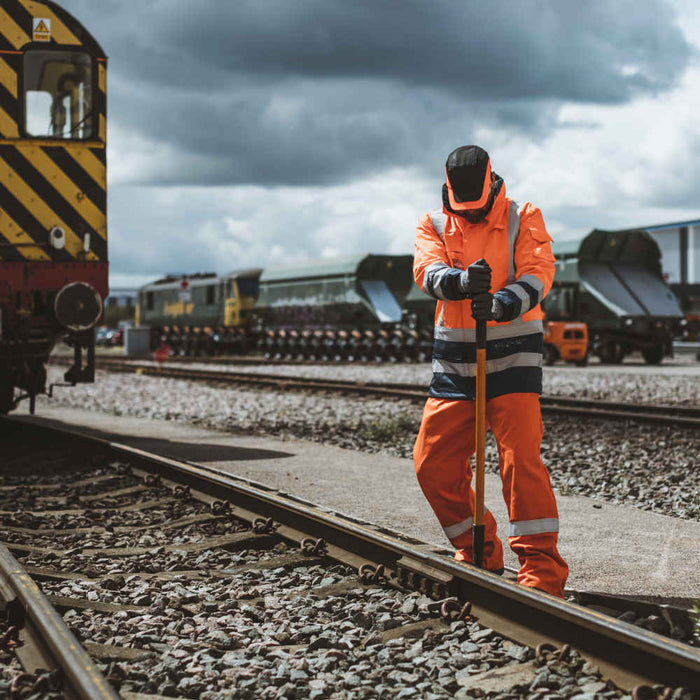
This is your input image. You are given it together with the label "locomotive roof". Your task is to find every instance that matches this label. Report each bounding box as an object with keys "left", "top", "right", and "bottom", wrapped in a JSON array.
[
  {"left": 260, "top": 254, "right": 412, "bottom": 283},
  {"left": 0, "top": 0, "right": 106, "bottom": 57},
  {"left": 633, "top": 218, "right": 700, "bottom": 231},
  {"left": 141, "top": 273, "right": 218, "bottom": 290}
]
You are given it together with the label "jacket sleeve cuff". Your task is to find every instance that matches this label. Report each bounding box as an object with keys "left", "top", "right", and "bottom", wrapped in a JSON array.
[
  {"left": 493, "top": 275, "right": 546, "bottom": 321},
  {"left": 493, "top": 288, "right": 522, "bottom": 322},
  {"left": 423, "top": 264, "right": 468, "bottom": 300}
]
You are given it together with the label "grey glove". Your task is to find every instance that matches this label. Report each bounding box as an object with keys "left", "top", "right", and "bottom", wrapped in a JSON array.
[
  {"left": 458, "top": 259, "right": 491, "bottom": 297},
  {"left": 471, "top": 293, "right": 504, "bottom": 321}
]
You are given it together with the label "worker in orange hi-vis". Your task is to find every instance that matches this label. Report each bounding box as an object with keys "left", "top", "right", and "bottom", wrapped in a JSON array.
[{"left": 412, "top": 145, "right": 569, "bottom": 598}]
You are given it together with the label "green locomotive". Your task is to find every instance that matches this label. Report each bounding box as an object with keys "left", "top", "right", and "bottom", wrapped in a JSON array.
[{"left": 137, "top": 269, "right": 261, "bottom": 356}]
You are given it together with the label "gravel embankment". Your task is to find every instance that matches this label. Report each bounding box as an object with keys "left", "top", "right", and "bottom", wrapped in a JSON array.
[
  {"left": 40, "top": 369, "right": 699, "bottom": 521},
  {"left": 124, "top": 359, "right": 700, "bottom": 406}
]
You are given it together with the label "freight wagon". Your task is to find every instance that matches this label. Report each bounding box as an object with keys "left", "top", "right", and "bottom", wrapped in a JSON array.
[
  {"left": 546, "top": 229, "right": 683, "bottom": 364},
  {"left": 253, "top": 254, "right": 416, "bottom": 361}
]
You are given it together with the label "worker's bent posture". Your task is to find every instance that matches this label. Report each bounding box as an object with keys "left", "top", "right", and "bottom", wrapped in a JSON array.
[{"left": 413, "top": 145, "right": 568, "bottom": 597}]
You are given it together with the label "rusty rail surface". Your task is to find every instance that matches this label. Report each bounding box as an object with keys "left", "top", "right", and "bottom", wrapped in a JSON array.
[
  {"left": 0, "top": 543, "right": 119, "bottom": 699},
  {"left": 8, "top": 416, "right": 700, "bottom": 692}
]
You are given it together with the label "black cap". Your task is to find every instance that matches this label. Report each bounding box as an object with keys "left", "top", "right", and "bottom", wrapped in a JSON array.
[{"left": 445, "top": 145, "right": 492, "bottom": 210}]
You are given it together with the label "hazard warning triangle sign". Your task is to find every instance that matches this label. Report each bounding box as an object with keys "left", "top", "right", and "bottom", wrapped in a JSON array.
[{"left": 33, "top": 18, "right": 51, "bottom": 41}]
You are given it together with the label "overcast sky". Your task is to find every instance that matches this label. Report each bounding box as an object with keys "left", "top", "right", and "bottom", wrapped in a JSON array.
[{"left": 58, "top": 0, "right": 700, "bottom": 287}]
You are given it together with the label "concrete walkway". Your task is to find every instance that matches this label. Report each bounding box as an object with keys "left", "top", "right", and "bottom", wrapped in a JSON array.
[{"left": 13, "top": 406, "right": 700, "bottom": 602}]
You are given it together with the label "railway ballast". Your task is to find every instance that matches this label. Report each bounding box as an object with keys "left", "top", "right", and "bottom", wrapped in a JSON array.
[{"left": 1, "top": 420, "right": 698, "bottom": 697}]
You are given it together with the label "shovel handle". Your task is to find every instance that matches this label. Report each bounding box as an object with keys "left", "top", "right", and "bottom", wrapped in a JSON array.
[{"left": 473, "top": 318, "right": 487, "bottom": 568}]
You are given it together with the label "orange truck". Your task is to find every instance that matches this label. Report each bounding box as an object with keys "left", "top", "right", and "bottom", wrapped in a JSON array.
[{"left": 543, "top": 321, "right": 589, "bottom": 366}]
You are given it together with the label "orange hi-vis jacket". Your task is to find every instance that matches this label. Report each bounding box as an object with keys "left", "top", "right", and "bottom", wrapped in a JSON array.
[{"left": 413, "top": 183, "right": 555, "bottom": 400}]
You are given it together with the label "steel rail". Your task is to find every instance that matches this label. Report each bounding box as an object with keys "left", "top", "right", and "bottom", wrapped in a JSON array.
[
  {"left": 9, "top": 416, "right": 700, "bottom": 691},
  {"left": 77, "top": 358, "right": 700, "bottom": 428},
  {"left": 0, "top": 543, "right": 119, "bottom": 699}
]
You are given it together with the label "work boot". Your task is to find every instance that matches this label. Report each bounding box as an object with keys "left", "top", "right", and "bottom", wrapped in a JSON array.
[
  {"left": 512, "top": 539, "right": 569, "bottom": 599},
  {"left": 455, "top": 547, "right": 504, "bottom": 575}
]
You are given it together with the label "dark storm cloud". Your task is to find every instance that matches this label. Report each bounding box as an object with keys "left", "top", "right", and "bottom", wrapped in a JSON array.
[
  {"left": 60, "top": 0, "right": 692, "bottom": 186},
  {"left": 86, "top": 0, "right": 691, "bottom": 101}
]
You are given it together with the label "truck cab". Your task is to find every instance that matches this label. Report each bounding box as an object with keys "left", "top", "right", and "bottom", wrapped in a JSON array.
[{"left": 543, "top": 321, "right": 589, "bottom": 366}]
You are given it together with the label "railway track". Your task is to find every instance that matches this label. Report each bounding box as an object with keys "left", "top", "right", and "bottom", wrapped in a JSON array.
[
  {"left": 60, "top": 357, "right": 700, "bottom": 429},
  {"left": 1, "top": 418, "right": 698, "bottom": 698}
]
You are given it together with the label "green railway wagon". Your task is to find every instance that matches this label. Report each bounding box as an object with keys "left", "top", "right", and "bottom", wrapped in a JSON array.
[
  {"left": 254, "top": 254, "right": 416, "bottom": 361},
  {"left": 255, "top": 254, "right": 414, "bottom": 329}
]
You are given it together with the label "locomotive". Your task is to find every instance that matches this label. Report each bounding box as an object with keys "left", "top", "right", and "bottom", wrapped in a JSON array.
[
  {"left": 0, "top": 1, "right": 107, "bottom": 413},
  {"left": 137, "top": 231, "right": 683, "bottom": 365},
  {"left": 136, "top": 269, "right": 262, "bottom": 357},
  {"left": 545, "top": 229, "right": 684, "bottom": 364}
]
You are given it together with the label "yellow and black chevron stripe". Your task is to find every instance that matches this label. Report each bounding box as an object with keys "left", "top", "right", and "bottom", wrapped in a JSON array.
[{"left": 0, "top": 0, "right": 107, "bottom": 263}]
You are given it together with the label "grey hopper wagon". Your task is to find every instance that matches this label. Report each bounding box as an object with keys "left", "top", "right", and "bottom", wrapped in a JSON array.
[{"left": 546, "top": 229, "right": 683, "bottom": 364}]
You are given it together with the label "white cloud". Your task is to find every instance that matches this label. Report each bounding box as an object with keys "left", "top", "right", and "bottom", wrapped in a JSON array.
[
  {"left": 477, "top": 58, "right": 700, "bottom": 238},
  {"left": 108, "top": 166, "right": 435, "bottom": 288}
]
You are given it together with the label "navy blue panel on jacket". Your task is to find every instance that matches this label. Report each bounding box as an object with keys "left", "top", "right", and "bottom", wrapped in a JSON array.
[{"left": 429, "top": 332, "right": 543, "bottom": 400}]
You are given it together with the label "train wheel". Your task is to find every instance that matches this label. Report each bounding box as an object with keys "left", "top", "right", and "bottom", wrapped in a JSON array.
[
  {"left": 642, "top": 345, "right": 664, "bottom": 365},
  {"left": 600, "top": 341, "right": 624, "bottom": 364}
]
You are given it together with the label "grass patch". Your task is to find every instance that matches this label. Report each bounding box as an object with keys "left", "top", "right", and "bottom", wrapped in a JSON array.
[{"left": 356, "top": 412, "right": 419, "bottom": 444}]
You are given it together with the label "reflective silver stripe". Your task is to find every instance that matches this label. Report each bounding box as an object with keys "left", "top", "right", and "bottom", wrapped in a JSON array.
[
  {"left": 518, "top": 273, "right": 545, "bottom": 302},
  {"left": 430, "top": 210, "right": 446, "bottom": 239},
  {"left": 443, "top": 517, "right": 473, "bottom": 539},
  {"left": 423, "top": 262, "right": 451, "bottom": 300},
  {"left": 508, "top": 518, "right": 559, "bottom": 537},
  {"left": 507, "top": 200, "right": 520, "bottom": 284},
  {"left": 442, "top": 508, "right": 490, "bottom": 541},
  {"left": 434, "top": 318, "right": 544, "bottom": 343},
  {"left": 434, "top": 352, "right": 542, "bottom": 378},
  {"left": 503, "top": 282, "right": 532, "bottom": 313}
]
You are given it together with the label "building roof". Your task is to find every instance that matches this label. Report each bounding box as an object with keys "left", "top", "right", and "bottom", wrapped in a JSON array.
[
  {"left": 551, "top": 237, "right": 585, "bottom": 257},
  {"left": 628, "top": 218, "right": 700, "bottom": 232}
]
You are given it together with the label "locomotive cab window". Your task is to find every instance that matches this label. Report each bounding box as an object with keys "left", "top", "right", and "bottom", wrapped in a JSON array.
[{"left": 24, "top": 50, "right": 94, "bottom": 139}]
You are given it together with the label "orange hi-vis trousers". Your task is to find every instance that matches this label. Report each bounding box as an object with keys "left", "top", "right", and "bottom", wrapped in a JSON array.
[{"left": 413, "top": 393, "right": 569, "bottom": 597}]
